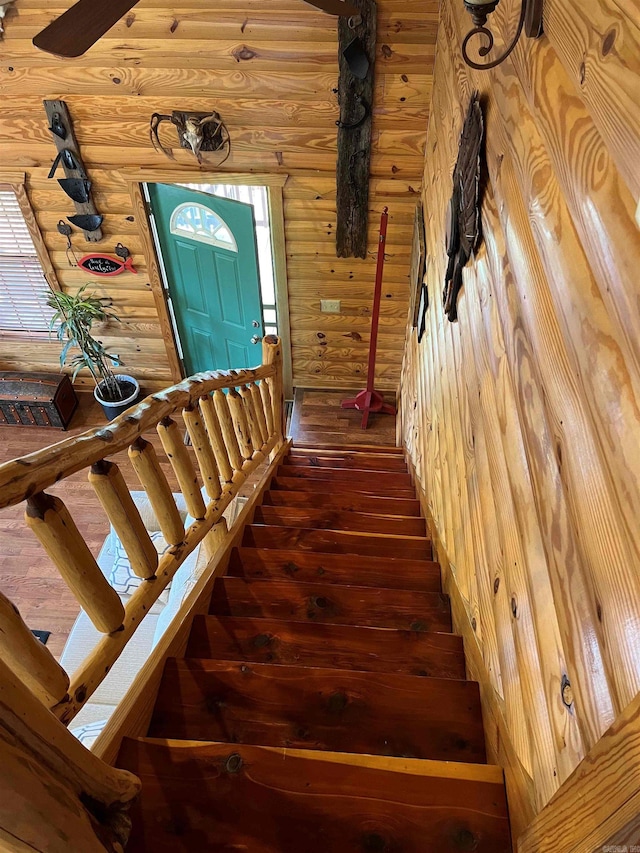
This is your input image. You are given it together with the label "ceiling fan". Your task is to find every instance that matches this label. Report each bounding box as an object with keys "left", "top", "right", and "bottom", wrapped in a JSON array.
[{"left": 33, "top": 0, "right": 360, "bottom": 58}]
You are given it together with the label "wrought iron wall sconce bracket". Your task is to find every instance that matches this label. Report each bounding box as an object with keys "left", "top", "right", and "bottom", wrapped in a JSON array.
[{"left": 462, "top": 0, "right": 543, "bottom": 69}]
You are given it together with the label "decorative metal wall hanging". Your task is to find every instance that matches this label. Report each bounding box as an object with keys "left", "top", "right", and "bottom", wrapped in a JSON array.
[
  {"left": 335, "top": 0, "right": 376, "bottom": 259},
  {"left": 443, "top": 91, "right": 484, "bottom": 323},
  {"left": 150, "top": 110, "right": 231, "bottom": 165},
  {"left": 417, "top": 282, "right": 428, "bottom": 343},
  {"left": 68, "top": 214, "right": 103, "bottom": 233},
  {"left": 58, "top": 178, "right": 92, "bottom": 203},
  {"left": 462, "top": 0, "right": 543, "bottom": 70},
  {"left": 409, "top": 202, "right": 427, "bottom": 329},
  {"left": 56, "top": 220, "right": 79, "bottom": 267},
  {"left": 44, "top": 100, "right": 103, "bottom": 242}
]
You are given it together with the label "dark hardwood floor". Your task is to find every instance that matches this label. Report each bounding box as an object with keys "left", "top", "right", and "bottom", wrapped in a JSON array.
[
  {"left": 289, "top": 389, "right": 398, "bottom": 448},
  {"left": 0, "top": 394, "right": 187, "bottom": 658}
]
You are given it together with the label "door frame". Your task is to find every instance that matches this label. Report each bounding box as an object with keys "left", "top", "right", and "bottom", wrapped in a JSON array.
[{"left": 121, "top": 169, "right": 292, "bottom": 398}]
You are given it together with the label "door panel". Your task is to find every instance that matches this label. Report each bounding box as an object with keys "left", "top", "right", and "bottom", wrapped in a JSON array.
[{"left": 148, "top": 183, "right": 263, "bottom": 375}]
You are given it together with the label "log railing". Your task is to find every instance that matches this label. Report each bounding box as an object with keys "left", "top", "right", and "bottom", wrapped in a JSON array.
[{"left": 0, "top": 335, "right": 285, "bottom": 727}]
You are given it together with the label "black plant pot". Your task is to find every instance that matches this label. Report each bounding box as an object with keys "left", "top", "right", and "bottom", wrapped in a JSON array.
[{"left": 94, "top": 374, "right": 140, "bottom": 420}]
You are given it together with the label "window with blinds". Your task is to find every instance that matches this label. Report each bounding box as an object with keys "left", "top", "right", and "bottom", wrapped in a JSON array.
[{"left": 0, "top": 188, "right": 53, "bottom": 336}]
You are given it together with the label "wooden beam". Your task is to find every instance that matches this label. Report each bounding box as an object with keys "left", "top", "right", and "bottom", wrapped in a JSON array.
[{"left": 336, "top": 0, "right": 376, "bottom": 258}]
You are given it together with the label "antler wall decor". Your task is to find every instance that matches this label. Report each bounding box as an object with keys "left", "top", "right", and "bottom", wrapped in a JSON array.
[{"left": 149, "top": 110, "right": 231, "bottom": 165}]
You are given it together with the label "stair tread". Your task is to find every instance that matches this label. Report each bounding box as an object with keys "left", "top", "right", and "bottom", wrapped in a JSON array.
[
  {"left": 229, "top": 546, "right": 442, "bottom": 591},
  {"left": 243, "top": 524, "right": 432, "bottom": 560},
  {"left": 187, "top": 615, "right": 466, "bottom": 679},
  {"left": 118, "top": 739, "right": 511, "bottom": 853},
  {"left": 262, "top": 488, "right": 421, "bottom": 516},
  {"left": 283, "top": 454, "right": 408, "bottom": 472},
  {"left": 276, "top": 465, "right": 413, "bottom": 487},
  {"left": 271, "top": 476, "right": 416, "bottom": 497},
  {"left": 209, "top": 576, "right": 452, "bottom": 632},
  {"left": 253, "top": 505, "right": 426, "bottom": 536},
  {"left": 292, "top": 442, "right": 404, "bottom": 454},
  {"left": 149, "top": 658, "right": 486, "bottom": 764}
]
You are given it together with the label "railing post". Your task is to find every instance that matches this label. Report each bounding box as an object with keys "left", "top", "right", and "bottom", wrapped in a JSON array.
[
  {"left": 0, "top": 656, "right": 140, "bottom": 851},
  {"left": 262, "top": 335, "right": 285, "bottom": 442}
]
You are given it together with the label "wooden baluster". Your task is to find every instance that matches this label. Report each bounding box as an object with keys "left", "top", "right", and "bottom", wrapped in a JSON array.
[
  {"left": 213, "top": 389, "right": 243, "bottom": 473},
  {"left": 249, "top": 382, "right": 268, "bottom": 447},
  {"left": 25, "top": 493, "right": 124, "bottom": 634},
  {"left": 0, "top": 589, "right": 70, "bottom": 706},
  {"left": 262, "top": 335, "right": 285, "bottom": 440},
  {"left": 259, "top": 378, "right": 275, "bottom": 438},
  {"left": 89, "top": 460, "right": 158, "bottom": 579},
  {"left": 157, "top": 416, "right": 206, "bottom": 520},
  {"left": 239, "top": 384, "right": 265, "bottom": 449},
  {"left": 128, "top": 438, "right": 184, "bottom": 545},
  {"left": 182, "top": 403, "right": 221, "bottom": 501},
  {"left": 226, "top": 388, "right": 254, "bottom": 461},
  {"left": 200, "top": 394, "right": 233, "bottom": 483}
]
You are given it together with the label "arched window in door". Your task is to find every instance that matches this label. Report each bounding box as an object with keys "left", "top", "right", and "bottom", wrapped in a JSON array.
[{"left": 169, "top": 203, "right": 238, "bottom": 252}]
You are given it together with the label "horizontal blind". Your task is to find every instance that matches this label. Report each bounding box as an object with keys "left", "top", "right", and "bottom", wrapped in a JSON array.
[{"left": 0, "top": 189, "right": 53, "bottom": 334}]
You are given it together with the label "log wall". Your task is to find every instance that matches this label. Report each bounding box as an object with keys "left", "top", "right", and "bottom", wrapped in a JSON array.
[
  {"left": 399, "top": 0, "right": 640, "bottom": 836},
  {"left": 0, "top": 0, "right": 436, "bottom": 390}
]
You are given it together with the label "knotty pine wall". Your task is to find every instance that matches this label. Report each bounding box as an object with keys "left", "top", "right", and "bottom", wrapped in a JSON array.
[
  {"left": 399, "top": 0, "right": 640, "bottom": 836},
  {"left": 0, "top": 0, "right": 436, "bottom": 391}
]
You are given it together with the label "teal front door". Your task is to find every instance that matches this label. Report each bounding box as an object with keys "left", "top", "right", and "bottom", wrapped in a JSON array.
[{"left": 148, "top": 183, "right": 263, "bottom": 375}]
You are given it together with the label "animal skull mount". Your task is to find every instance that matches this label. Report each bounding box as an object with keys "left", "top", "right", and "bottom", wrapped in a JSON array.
[
  {"left": 0, "top": 0, "right": 17, "bottom": 36},
  {"left": 149, "top": 111, "right": 231, "bottom": 165}
]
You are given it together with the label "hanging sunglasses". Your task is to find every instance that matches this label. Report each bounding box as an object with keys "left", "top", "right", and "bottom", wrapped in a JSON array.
[{"left": 58, "top": 177, "right": 92, "bottom": 203}]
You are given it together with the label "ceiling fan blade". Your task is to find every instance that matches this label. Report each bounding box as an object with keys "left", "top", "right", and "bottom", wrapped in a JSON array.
[
  {"left": 33, "top": 0, "right": 141, "bottom": 57},
  {"left": 303, "top": 0, "right": 360, "bottom": 17}
]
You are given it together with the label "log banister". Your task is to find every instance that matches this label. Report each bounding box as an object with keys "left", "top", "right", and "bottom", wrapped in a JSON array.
[
  {"left": 0, "top": 362, "right": 275, "bottom": 511},
  {"left": 0, "top": 337, "right": 284, "bottom": 849}
]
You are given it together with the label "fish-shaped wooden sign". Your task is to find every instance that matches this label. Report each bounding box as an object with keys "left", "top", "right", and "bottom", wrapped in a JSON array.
[{"left": 78, "top": 253, "right": 137, "bottom": 276}]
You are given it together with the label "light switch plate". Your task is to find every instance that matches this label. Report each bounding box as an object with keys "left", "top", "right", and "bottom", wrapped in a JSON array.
[{"left": 320, "top": 299, "right": 341, "bottom": 313}]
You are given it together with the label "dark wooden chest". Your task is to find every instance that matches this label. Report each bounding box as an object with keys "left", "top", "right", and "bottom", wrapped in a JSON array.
[{"left": 0, "top": 372, "right": 78, "bottom": 429}]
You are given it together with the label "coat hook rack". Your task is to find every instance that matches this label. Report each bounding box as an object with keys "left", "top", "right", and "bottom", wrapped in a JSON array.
[{"left": 43, "top": 99, "right": 103, "bottom": 242}]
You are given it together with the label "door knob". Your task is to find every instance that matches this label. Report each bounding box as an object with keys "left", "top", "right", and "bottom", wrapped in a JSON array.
[{"left": 251, "top": 335, "right": 262, "bottom": 345}]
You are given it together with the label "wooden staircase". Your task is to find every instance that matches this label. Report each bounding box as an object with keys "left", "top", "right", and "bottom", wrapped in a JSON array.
[{"left": 117, "top": 444, "right": 512, "bottom": 852}]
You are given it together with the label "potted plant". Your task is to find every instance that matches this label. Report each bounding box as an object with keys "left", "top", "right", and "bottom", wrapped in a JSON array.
[{"left": 46, "top": 284, "right": 140, "bottom": 420}]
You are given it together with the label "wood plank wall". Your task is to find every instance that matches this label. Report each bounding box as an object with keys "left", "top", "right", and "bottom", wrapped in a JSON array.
[
  {"left": 0, "top": 0, "right": 436, "bottom": 391},
  {"left": 399, "top": 0, "right": 640, "bottom": 836}
]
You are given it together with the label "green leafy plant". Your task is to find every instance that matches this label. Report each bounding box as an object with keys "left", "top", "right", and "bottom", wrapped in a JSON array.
[{"left": 46, "top": 284, "right": 126, "bottom": 401}]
